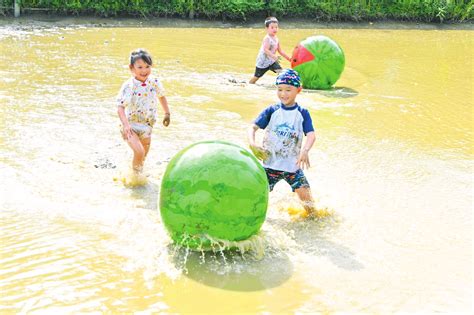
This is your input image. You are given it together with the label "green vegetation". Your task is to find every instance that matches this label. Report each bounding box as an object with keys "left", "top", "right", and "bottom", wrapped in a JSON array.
[{"left": 1, "top": 0, "right": 472, "bottom": 22}]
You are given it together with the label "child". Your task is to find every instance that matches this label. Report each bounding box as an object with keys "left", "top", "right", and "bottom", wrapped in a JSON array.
[
  {"left": 249, "top": 17, "right": 291, "bottom": 84},
  {"left": 117, "top": 48, "right": 170, "bottom": 176},
  {"left": 248, "top": 69, "right": 317, "bottom": 218}
]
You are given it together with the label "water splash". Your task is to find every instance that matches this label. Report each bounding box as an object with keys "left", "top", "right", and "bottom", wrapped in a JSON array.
[{"left": 113, "top": 168, "right": 148, "bottom": 187}]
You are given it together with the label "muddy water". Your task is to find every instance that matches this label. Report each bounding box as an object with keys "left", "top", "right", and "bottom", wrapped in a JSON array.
[{"left": 0, "top": 19, "right": 472, "bottom": 313}]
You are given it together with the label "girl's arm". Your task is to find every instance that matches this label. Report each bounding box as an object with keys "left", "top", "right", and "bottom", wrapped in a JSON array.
[
  {"left": 297, "top": 131, "right": 316, "bottom": 169},
  {"left": 159, "top": 96, "right": 171, "bottom": 127},
  {"left": 277, "top": 43, "right": 291, "bottom": 62},
  {"left": 118, "top": 106, "right": 132, "bottom": 139},
  {"left": 248, "top": 124, "right": 268, "bottom": 160}
]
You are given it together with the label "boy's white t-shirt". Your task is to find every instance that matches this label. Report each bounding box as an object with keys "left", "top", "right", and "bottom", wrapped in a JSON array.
[
  {"left": 255, "top": 103, "right": 314, "bottom": 173},
  {"left": 117, "top": 75, "right": 165, "bottom": 127},
  {"left": 256, "top": 35, "right": 279, "bottom": 69}
]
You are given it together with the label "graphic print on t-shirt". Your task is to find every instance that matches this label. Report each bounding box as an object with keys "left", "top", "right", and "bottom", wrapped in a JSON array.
[{"left": 272, "top": 122, "right": 299, "bottom": 159}]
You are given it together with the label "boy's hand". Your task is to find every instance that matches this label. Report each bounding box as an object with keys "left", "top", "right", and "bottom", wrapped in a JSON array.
[
  {"left": 249, "top": 144, "right": 269, "bottom": 161},
  {"left": 297, "top": 149, "right": 311, "bottom": 169},
  {"left": 163, "top": 113, "right": 170, "bottom": 127}
]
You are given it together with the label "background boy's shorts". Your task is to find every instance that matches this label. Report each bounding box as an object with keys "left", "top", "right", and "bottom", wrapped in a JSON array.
[
  {"left": 254, "top": 61, "right": 282, "bottom": 78},
  {"left": 264, "top": 167, "right": 310, "bottom": 192}
]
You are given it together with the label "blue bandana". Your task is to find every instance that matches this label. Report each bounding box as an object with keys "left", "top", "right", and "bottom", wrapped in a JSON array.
[{"left": 276, "top": 69, "right": 301, "bottom": 88}]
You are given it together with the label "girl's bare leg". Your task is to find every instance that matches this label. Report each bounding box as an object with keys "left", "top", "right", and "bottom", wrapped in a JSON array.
[
  {"left": 141, "top": 137, "right": 151, "bottom": 159},
  {"left": 125, "top": 132, "right": 145, "bottom": 172}
]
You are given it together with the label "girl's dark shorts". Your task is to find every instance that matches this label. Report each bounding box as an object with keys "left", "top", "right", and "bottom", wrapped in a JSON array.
[
  {"left": 254, "top": 61, "right": 282, "bottom": 78},
  {"left": 264, "top": 167, "right": 310, "bottom": 192}
]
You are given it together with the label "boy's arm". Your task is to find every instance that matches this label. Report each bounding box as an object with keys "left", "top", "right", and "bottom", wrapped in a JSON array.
[
  {"left": 159, "top": 96, "right": 171, "bottom": 127},
  {"left": 277, "top": 43, "right": 291, "bottom": 62},
  {"left": 297, "top": 131, "right": 316, "bottom": 169},
  {"left": 248, "top": 124, "right": 269, "bottom": 161},
  {"left": 247, "top": 124, "right": 259, "bottom": 147}
]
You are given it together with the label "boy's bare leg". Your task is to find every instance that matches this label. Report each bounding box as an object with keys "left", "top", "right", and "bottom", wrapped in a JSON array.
[
  {"left": 125, "top": 132, "right": 145, "bottom": 172},
  {"left": 249, "top": 76, "right": 259, "bottom": 84},
  {"left": 295, "top": 186, "right": 316, "bottom": 216}
]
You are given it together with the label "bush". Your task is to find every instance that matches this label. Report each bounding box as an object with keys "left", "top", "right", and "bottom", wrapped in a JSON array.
[{"left": 4, "top": 0, "right": 473, "bottom": 22}]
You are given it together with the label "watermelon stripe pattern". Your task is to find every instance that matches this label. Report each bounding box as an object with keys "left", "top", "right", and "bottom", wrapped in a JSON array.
[{"left": 291, "top": 35, "right": 345, "bottom": 90}]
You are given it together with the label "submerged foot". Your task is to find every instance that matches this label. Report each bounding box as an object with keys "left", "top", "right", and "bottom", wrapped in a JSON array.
[
  {"left": 287, "top": 206, "right": 333, "bottom": 221},
  {"left": 113, "top": 169, "right": 148, "bottom": 187}
]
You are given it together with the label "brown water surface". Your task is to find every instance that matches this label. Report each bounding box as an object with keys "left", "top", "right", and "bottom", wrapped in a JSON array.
[{"left": 0, "top": 18, "right": 472, "bottom": 313}]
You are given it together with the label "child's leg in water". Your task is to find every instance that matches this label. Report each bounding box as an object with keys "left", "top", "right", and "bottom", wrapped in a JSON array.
[
  {"left": 295, "top": 186, "right": 316, "bottom": 217},
  {"left": 141, "top": 137, "right": 151, "bottom": 160},
  {"left": 294, "top": 187, "right": 331, "bottom": 219},
  {"left": 249, "top": 76, "right": 259, "bottom": 84},
  {"left": 125, "top": 132, "right": 146, "bottom": 172}
]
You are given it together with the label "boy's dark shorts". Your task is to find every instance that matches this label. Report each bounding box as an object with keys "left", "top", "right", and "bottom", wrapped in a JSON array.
[
  {"left": 264, "top": 167, "right": 310, "bottom": 192},
  {"left": 254, "top": 61, "right": 282, "bottom": 78}
]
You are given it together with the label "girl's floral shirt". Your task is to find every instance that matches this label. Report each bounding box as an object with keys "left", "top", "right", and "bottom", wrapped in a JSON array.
[{"left": 117, "top": 75, "right": 165, "bottom": 127}]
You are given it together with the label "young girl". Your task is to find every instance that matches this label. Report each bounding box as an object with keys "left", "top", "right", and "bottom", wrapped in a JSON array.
[
  {"left": 249, "top": 17, "right": 291, "bottom": 84},
  {"left": 117, "top": 49, "right": 170, "bottom": 180}
]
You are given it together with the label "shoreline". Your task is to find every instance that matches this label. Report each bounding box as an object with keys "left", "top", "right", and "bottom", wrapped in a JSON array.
[{"left": 0, "top": 14, "right": 473, "bottom": 30}]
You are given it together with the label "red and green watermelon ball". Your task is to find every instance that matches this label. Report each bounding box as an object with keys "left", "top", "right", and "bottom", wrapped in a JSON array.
[{"left": 291, "top": 35, "right": 345, "bottom": 90}]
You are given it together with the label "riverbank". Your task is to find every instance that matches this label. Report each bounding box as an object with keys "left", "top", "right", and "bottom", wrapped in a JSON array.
[{"left": 1, "top": 15, "right": 473, "bottom": 30}]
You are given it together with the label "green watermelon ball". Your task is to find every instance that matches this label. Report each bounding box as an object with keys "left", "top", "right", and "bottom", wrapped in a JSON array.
[
  {"left": 291, "top": 35, "right": 345, "bottom": 90},
  {"left": 159, "top": 141, "right": 269, "bottom": 250}
]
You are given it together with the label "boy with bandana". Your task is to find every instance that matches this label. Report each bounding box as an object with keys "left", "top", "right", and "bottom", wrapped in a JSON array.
[{"left": 248, "top": 69, "right": 317, "bottom": 218}]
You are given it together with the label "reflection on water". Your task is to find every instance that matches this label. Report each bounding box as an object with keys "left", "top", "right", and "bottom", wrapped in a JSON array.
[
  {"left": 306, "top": 86, "right": 359, "bottom": 98},
  {"left": 171, "top": 249, "right": 293, "bottom": 291},
  {"left": 270, "top": 215, "right": 365, "bottom": 271},
  {"left": 0, "top": 19, "right": 472, "bottom": 313}
]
